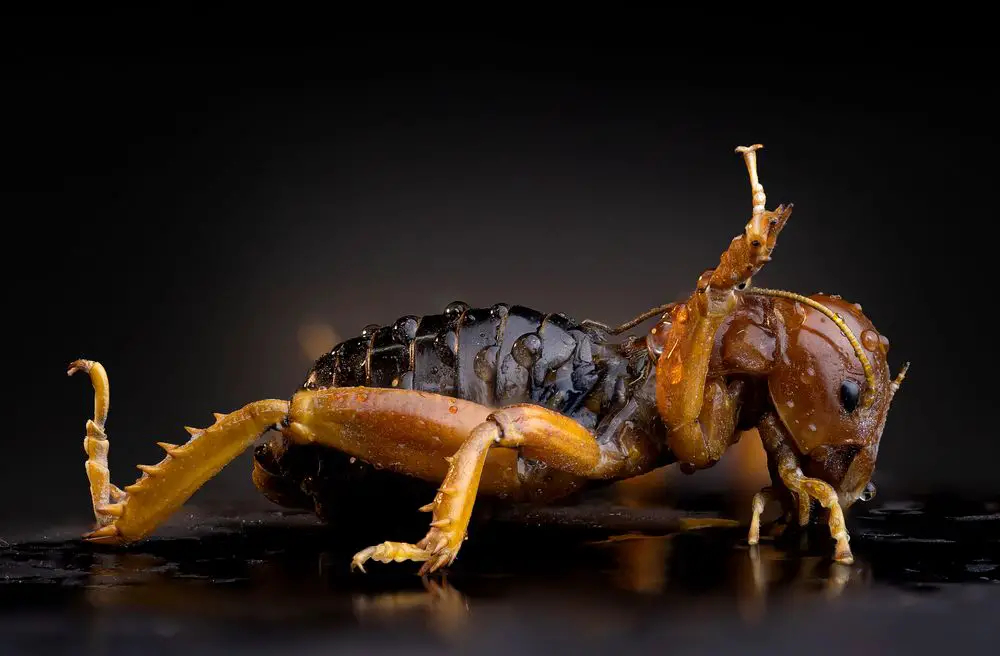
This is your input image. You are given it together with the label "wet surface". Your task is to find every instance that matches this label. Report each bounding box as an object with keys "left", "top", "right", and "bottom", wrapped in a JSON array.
[{"left": 2, "top": 494, "right": 998, "bottom": 655}]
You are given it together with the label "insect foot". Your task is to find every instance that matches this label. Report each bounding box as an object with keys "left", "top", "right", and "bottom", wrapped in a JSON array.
[
  {"left": 352, "top": 420, "right": 502, "bottom": 574},
  {"left": 350, "top": 476, "right": 471, "bottom": 575},
  {"left": 350, "top": 542, "right": 435, "bottom": 573},
  {"left": 349, "top": 514, "right": 465, "bottom": 575},
  {"left": 747, "top": 487, "right": 775, "bottom": 546}
]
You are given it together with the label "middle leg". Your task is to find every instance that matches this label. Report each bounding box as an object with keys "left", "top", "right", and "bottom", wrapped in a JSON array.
[
  {"left": 349, "top": 403, "right": 634, "bottom": 574},
  {"left": 280, "top": 387, "right": 659, "bottom": 574}
]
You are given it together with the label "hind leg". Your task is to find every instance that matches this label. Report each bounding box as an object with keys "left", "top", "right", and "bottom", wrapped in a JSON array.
[{"left": 67, "top": 367, "right": 657, "bottom": 561}]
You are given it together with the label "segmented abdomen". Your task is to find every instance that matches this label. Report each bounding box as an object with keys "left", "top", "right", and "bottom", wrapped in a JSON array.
[{"left": 302, "top": 301, "right": 630, "bottom": 429}]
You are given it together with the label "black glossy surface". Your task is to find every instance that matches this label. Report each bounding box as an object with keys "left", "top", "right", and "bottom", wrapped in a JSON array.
[{"left": 3, "top": 494, "right": 997, "bottom": 655}]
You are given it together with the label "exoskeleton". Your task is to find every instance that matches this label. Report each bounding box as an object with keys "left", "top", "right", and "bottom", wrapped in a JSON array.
[{"left": 68, "top": 144, "right": 908, "bottom": 573}]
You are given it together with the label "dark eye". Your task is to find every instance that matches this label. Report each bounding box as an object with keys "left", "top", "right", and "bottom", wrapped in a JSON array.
[{"left": 840, "top": 380, "right": 861, "bottom": 413}]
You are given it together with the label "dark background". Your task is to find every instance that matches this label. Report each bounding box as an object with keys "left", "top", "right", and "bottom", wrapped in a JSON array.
[{"left": 2, "top": 35, "right": 995, "bottom": 529}]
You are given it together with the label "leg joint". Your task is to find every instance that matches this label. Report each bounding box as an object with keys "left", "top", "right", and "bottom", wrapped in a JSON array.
[{"left": 484, "top": 410, "right": 523, "bottom": 448}]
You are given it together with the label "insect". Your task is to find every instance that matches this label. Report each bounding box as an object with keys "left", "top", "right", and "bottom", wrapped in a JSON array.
[{"left": 68, "top": 144, "right": 909, "bottom": 574}]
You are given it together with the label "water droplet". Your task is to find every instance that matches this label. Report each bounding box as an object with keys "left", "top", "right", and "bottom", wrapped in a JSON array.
[
  {"left": 808, "top": 423, "right": 817, "bottom": 431},
  {"left": 512, "top": 333, "right": 542, "bottom": 368},
  {"left": 861, "top": 329, "right": 880, "bottom": 352},
  {"left": 474, "top": 346, "right": 499, "bottom": 382},
  {"left": 361, "top": 324, "right": 380, "bottom": 339},
  {"left": 786, "top": 400, "right": 795, "bottom": 408},
  {"left": 448, "top": 405, "right": 458, "bottom": 414},
  {"left": 393, "top": 316, "right": 419, "bottom": 342},
  {"left": 349, "top": 456, "right": 356, "bottom": 464},
  {"left": 445, "top": 301, "right": 469, "bottom": 320},
  {"left": 438, "top": 330, "right": 459, "bottom": 355},
  {"left": 490, "top": 303, "right": 510, "bottom": 320},
  {"left": 398, "top": 371, "right": 414, "bottom": 389},
  {"left": 785, "top": 302, "right": 807, "bottom": 329}
]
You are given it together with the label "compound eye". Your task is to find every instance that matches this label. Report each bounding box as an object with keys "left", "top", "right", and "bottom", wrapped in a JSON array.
[
  {"left": 840, "top": 379, "right": 861, "bottom": 413},
  {"left": 860, "top": 481, "right": 876, "bottom": 502}
]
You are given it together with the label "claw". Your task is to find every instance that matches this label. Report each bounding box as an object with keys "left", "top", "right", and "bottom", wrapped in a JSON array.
[
  {"left": 83, "top": 524, "right": 121, "bottom": 543},
  {"left": 67, "top": 359, "right": 94, "bottom": 376},
  {"left": 419, "top": 552, "right": 452, "bottom": 576},
  {"left": 351, "top": 546, "right": 376, "bottom": 572},
  {"left": 834, "top": 535, "right": 854, "bottom": 565}
]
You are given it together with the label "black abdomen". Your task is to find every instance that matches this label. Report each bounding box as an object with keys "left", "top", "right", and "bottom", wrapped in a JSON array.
[
  {"left": 255, "top": 301, "right": 649, "bottom": 520},
  {"left": 302, "top": 301, "right": 634, "bottom": 430}
]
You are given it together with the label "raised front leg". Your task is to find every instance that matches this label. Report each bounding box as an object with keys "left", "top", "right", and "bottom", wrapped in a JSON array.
[
  {"left": 656, "top": 145, "right": 792, "bottom": 469},
  {"left": 69, "top": 360, "right": 289, "bottom": 544}
]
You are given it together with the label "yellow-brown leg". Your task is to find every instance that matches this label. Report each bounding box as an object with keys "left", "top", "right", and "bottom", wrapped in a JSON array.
[
  {"left": 748, "top": 485, "right": 809, "bottom": 545},
  {"left": 68, "top": 360, "right": 122, "bottom": 528},
  {"left": 756, "top": 412, "right": 854, "bottom": 564},
  {"left": 69, "top": 359, "right": 288, "bottom": 544},
  {"left": 349, "top": 421, "right": 506, "bottom": 574},
  {"left": 67, "top": 369, "right": 654, "bottom": 555},
  {"left": 670, "top": 378, "right": 746, "bottom": 470},
  {"left": 341, "top": 402, "right": 641, "bottom": 575},
  {"left": 656, "top": 145, "right": 792, "bottom": 470},
  {"left": 747, "top": 486, "right": 774, "bottom": 546}
]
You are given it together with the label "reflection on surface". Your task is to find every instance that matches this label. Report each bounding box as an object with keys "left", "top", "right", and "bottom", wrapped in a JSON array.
[
  {"left": 353, "top": 575, "right": 471, "bottom": 637},
  {"left": 737, "top": 544, "right": 868, "bottom": 623},
  {"left": 1, "top": 495, "right": 996, "bottom": 647},
  {"left": 66, "top": 524, "right": 876, "bottom": 635}
]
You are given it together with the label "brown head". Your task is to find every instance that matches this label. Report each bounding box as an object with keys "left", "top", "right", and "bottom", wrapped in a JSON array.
[
  {"left": 648, "top": 142, "right": 908, "bottom": 508},
  {"left": 749, "top": 289, "right": 909, "bottom": 508}
]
